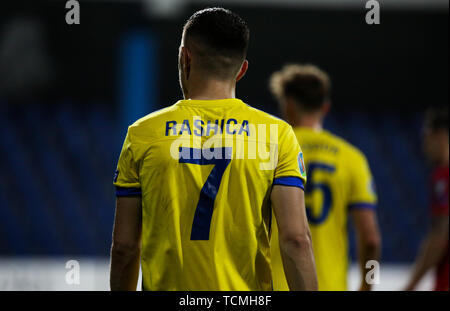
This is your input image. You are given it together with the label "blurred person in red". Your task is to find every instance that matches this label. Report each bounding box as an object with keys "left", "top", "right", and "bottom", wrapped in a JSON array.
[{"left": 405, "top": 106, "right": 449, "bottom": 291}]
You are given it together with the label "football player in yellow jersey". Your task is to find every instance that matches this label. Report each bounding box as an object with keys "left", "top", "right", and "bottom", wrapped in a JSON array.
[
  {"left": 269, "top": 64, "right": 381, "bottom": 291},
  {"left": 109, "top": 8, "right": 318, "bottom": 291}
]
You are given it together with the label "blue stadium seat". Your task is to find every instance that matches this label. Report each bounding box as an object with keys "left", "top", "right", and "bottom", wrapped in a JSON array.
[{"left": 0, "top": 104, "right": 431, "bottom": 262}]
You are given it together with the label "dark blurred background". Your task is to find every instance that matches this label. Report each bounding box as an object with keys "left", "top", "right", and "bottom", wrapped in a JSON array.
[{"left": 0, "top": 0, "right": 448, "bottom": 287}]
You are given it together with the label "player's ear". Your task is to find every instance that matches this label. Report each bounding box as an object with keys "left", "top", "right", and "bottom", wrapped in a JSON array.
[
  {"left": 236, "top": 60, "right": 248, "bottom": 82},
  {"left": 322, "top": 101, "right": 331, "bottom": 116},
  {"left": 181, "top": 46, "right": 192, "bottom": 80}
]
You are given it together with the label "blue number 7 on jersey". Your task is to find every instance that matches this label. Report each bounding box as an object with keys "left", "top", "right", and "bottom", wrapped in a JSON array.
[{"left": 179, "top": 147, "right": 232, "bottom": 240}]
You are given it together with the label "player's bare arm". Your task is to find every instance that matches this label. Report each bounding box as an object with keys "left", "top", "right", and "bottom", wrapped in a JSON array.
[
  {"left": 351, "top": 209, "right": 381, "bottom": 291},
  {"left": 110, "top": 196, "right": 142, "bottom": 291},
  {"left": 271, "top": 185, "right": 318, "bottom": 291},
  {"left": 405, "top": 215, "right": 449, "bottom": 291}
]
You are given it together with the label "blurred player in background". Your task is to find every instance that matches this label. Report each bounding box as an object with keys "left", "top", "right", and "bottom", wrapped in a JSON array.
[
  {"left": 405, "top": 107, "right": 449, "bottom": 291},
  {"left": 269, "top": 64, "right": 381, "bottom": 291},
  {"left": 110, "top": 8, "right": 317, "bottom": 291}
]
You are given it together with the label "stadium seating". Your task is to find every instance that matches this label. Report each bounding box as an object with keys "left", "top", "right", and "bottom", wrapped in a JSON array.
[{"left": 0, "top": 103, "right": 429, "bottom": 262}]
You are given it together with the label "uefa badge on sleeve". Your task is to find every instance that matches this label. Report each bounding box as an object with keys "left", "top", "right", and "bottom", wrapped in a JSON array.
[
  {"left": 368, "top": 179, "right": 377, "bottom": 196},
  {"left": 298, "top": 152, "right": 306, "bottom": 179}
]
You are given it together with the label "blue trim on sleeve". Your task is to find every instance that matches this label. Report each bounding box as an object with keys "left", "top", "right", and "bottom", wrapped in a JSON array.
[
  {"left": 273, "top": 176, "right": 305, "bottom": 190},
  {"left": 348, "top": 202, "right": 377, "bottom": 210},
  {"left": 115, "top": 186, "right": 142, "bottom": 197}
]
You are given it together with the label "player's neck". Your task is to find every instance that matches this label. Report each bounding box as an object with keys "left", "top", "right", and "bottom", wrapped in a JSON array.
[
  {"left": 184, "top": 78, "right": 236, "bottom": 100},
  {"left": 291, "top": 114, "right": 323, "bottom": 131}
]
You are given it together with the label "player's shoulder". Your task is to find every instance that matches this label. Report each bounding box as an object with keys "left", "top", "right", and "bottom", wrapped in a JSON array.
[
  {"left": 130, "top": 104, "right": 178, "bottom": 128},
  {"left": 242, "top": 102, "right": 292, "bottom": 130},
  {"left": 127, "top": 104, "right": 179, "bottom": 141},
  {"left": 323, "top": 130, "right": 368, "bottom": 162}
]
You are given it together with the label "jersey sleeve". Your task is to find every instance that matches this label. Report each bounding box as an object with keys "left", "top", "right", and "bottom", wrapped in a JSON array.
[
  {"left": 113, "top": 129, "right": 141, "bottom": 196},
  {"left": 273, "top": 125, "right": 307, "bottom": 190},
  {"left": 347, "top": 150, "right": 377, "bottom": 210},
  {"left": 430, "top": 170, "right": 449, "bottom": 216}
]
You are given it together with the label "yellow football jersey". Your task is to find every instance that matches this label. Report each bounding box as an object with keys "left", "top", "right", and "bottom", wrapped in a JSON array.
[
  {"left": 271, "top": 127, "right": 377, "bottom": 291},
  {"left": 113, "top": 98, "right": 307, "bottom": 291}
]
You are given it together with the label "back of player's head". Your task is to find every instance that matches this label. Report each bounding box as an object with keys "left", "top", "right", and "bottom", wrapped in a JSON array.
[
  {"left": 270, "top": 64, "right": 331, "bottom": 112},
  {"left": 183, "top": 7, "right": 250, "bottom": 80},
  {"left": 425, "top": 106, "right": 449, "bottom": 132}
]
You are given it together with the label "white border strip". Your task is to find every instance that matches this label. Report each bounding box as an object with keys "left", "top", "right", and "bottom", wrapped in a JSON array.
[{"left": 192, "top": 0, "right": 448, "bottom": 10}]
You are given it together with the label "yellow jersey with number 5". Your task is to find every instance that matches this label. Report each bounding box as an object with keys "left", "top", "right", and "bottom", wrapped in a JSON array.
[
  {"left": 271, "top": 127, "right": 377, "bottom": 291},
  {"left": 113, "top": 98, "right": 307, "bottom": 291}
]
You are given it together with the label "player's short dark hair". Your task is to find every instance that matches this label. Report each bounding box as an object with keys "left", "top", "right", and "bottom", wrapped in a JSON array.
[
  {"left": 270, "top": 64, "right": 331, "bottom": 112},
  {"left": 425, "top": 106, "right": 449, "bottom": 132},
  {"left": 183, "top": 7, "right": 249, "bottom": 79}
]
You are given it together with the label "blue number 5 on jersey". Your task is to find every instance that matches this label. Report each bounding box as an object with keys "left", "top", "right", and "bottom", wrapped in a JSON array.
[{"left": 305, "top": 162, "right": 336, "bottom": 225}]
